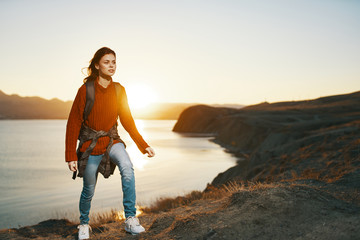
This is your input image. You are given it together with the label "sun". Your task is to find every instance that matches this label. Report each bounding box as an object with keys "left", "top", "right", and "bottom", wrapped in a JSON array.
[{"left": 125, "top": 83, "right": 158, "bottom": 111}]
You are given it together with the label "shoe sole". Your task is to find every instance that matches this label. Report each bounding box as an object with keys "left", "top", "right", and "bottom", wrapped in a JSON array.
[{"left": 125, "top": 227, "right": 145, "bottom": 235}]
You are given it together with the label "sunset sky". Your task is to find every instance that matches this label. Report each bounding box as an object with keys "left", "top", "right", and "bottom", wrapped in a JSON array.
[{"left": 0, "top": 0, "right": 359, "bottom": 106}]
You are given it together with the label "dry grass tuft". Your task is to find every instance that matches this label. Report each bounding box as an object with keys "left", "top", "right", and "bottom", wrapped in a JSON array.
[
  {"left": 90, "top": 209, "right": 120, "bottom": 226},
  {"left": 141, "top": 180, "right": 280, "bottom": 214}
]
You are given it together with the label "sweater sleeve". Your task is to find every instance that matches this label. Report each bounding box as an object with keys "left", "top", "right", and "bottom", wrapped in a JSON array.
[
  {"left": 118, "top": 86, "right": 150, "bottom": 154},
  {"left": 65, "top": 85, "right": 86, "bottom": 162}
]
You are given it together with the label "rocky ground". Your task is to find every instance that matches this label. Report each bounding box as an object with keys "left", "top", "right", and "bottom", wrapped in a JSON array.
[
  {"left": 1, "top": 178, "right": 359, "bottom": 239},
  {"left": 1, "top": 91, "right": 359, "bottom": 239}
]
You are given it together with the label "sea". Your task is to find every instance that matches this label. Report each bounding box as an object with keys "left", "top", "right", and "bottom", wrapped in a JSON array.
[{"left": 0, "top": 120, "right": 237, "bottom": 229}]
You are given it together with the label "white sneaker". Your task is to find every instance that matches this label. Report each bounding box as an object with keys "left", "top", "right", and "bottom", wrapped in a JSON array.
[
  {"left": 78, "top": 224, "right": 91, "bottom": 240},
  {"left": 125, "top": 216, "right": 145, "bottom": 235}
]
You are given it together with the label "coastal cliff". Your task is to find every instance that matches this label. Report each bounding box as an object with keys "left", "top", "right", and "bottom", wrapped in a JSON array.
[{"left": 173, "top": 91, "right": 360, "bottom": 187}]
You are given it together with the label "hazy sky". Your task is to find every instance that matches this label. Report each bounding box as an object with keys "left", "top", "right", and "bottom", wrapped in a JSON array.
[{"left": 0, "top": 0, "right": 359, "bottom": 105}]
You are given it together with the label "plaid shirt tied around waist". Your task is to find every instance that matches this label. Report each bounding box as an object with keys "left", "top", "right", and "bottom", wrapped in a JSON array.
[{"left": 73, "top": 123, "right": 125, "bottom": 179}]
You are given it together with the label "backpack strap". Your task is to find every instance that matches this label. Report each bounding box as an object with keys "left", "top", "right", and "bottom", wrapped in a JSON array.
[
  {"left": 83, "top": 80, "right": 95, "bottom": 122},
  {"left": 83, "top": 80, "right": 122, "bottom": 123},
  {"left": 73, "top": 80, "right": 94, "bottom": 180}
]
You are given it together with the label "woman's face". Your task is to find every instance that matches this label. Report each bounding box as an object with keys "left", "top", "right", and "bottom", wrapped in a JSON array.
[{"left": 95, "top": 54, "right": 116, "bottom": 78}]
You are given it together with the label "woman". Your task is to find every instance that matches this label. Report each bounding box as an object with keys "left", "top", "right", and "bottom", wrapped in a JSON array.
[{"left": 65, "top": 47, "right": 155, "bottom": 240}]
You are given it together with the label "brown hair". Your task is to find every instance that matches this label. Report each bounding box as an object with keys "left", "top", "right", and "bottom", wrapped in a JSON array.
[{"left": 83, "top": 47, "right": 116, "bottom": 83}]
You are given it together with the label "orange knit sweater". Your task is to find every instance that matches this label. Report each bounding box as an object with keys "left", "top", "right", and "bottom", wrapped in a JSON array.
[{"left": 65, "top": 79, "right": 149, "bottom": 162}]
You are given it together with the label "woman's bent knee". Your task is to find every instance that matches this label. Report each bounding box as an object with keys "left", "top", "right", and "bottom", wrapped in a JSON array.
[
  {"left": 109, "top": 143, "right": 133, "bottom": 168},
  {"left": 121, "top": 167, "right": 134, "bottom": 182}
]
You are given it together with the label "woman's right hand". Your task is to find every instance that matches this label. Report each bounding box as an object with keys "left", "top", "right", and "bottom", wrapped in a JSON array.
[{"left": 68, "top": 161, "right": 78, "bottom": 172}]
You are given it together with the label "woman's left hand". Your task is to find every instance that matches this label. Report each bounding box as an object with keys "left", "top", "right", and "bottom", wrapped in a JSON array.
[{"left": 145, "top": 147, "right": 155, "bottom": 158}]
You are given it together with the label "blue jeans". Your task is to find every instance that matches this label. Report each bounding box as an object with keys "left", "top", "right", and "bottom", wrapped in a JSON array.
[{"left": 79, "top": 143, "right": 136, "bottom": 224}]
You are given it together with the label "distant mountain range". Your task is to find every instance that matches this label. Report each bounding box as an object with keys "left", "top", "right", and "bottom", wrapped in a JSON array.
[
  {"left": 0, "top": 90, "right": 73, "bottom": 119},
  {"left": 0, "top": 90, "right": 244, "bottom": 120}
]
